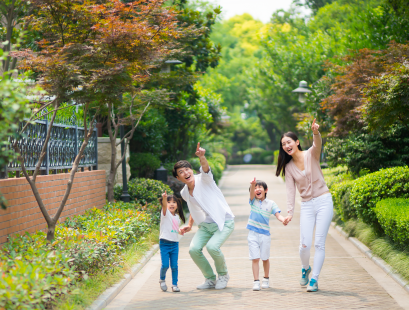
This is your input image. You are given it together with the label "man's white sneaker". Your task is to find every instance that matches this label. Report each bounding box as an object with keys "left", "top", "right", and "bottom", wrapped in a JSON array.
[
  {"left": 261, "top": 278, "right": 269, "bottom": 289},
  {"left": 253, "top": 280, "right": 261, "bottom": 291},
  {"left": 159, "top": 280, "right": 167, "bottom": 292},
  {"left": 215, "top": 274, "right": 230, "bottom": 290},
  {"left": 196, "top": 279, "right": 216, "bottom": 290}
]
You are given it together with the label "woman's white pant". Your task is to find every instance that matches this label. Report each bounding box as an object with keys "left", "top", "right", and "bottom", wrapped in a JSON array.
[{"left": 299, "top": 193, "right": 333, "bottom": 281}]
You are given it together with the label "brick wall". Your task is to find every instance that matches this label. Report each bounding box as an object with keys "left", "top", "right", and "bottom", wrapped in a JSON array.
[{"left": 0, "top": 170, "right": 106, "bottom": 245}]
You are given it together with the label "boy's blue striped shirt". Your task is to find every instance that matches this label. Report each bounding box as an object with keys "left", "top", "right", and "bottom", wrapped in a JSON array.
[{"left": 246, "top": 198, "right": 280, "bottom": 236}]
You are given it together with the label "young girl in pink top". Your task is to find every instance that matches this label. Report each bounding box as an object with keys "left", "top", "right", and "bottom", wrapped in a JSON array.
[{"left": 276, "top": 119, "right": 333, "bottom": 292}]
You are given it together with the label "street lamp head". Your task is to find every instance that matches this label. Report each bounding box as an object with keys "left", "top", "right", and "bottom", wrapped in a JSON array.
[
  {"left": 161, "top": 60, "right": 183, "bottom": 73},
  {"left": 292, "top": 80, "right": 312, "bottom": 103}
]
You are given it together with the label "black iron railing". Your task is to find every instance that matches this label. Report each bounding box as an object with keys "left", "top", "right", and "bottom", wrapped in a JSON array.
[{"left": 1, "top": 113, "right": 98, "bottom": 179}]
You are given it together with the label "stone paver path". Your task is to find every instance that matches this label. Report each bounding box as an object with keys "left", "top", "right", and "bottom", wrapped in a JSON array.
[{"left": 106, "top": 165, "right": 409, "bottom": 310}]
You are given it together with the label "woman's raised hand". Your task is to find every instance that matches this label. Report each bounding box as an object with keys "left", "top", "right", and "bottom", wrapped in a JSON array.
[{"left": 311, "top": 118, "right": 319, "bottom": 135}]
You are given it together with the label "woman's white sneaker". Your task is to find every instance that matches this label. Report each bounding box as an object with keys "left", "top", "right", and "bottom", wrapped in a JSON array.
[
  {"left": 253, "top": 280, "right": 261, "bottom": 291},
  {"left": 196, "top": 279, "right": 216, "bottom": 289},
  {"left": 261, "top": 278, "right": 269, "bottom": 289},
  {"left": 215, "top": 274, "right": 230, "bottom": 289}
]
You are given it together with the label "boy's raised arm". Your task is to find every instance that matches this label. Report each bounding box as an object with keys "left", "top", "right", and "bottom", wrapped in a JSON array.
[
  {"left": 249, "top": 177, "right": 256, "bottom": 201},
  {"left": 195, "top": 142, "right": 210, "bottom": 173}
]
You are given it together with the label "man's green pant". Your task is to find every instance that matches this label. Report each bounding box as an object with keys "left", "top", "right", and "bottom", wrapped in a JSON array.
[{"left": 189, "top": 220, "right": 235, "bottom": 281}]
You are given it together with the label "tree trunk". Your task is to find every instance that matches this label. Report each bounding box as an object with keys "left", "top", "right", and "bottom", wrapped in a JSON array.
[{"left": 46, "top": 221, "right": 56, "bottom": 242}]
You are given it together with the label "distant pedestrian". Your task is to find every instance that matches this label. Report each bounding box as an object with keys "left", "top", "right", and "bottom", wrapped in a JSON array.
[
  {"left": 176, "top": 143, "right": 235, "bottom": 290},
  {"left": 247, "top": 178, "right": 285, "bottom": 291},
  {"left": 158, "top": 191, "right": 185, "bottom": 292},
  {"left": 276, "top": 119, "right": 333, "bottom": 292}
]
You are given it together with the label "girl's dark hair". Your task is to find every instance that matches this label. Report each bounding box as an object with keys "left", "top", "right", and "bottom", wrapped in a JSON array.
[
  {"left": 159, "top": 195, "right": 186, "bottom": 223},
  {"left": 275, "top": 132, "right": 303, "bottom": 177}
]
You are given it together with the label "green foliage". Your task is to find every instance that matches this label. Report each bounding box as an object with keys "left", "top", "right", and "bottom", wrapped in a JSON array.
[
  {"left": 113, "top": 178, "right": 172, "bottom": 205},
  {"left": 350, "top": 166, "right": 409, "bottom": 226},
  {"left": 326, "top": 125, "right": 409, "bottom": 176},
  {"left": 0, "top": 203, "right": 155, "bottom": 309},
  {"left": 129, "top": 153, "right": 161, "bottom": 179},
  {"left": 374, "top": 198, "right": 409, "bottom": 247},
  {"left": 363, "top": 62, "right": 409, "bottom": 131},
  {"left": 330, "top": 180, "right": 356, "bottom": 222}
]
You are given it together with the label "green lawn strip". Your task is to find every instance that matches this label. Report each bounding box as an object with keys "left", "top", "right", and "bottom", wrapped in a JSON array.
[
  {"left": 54, "top": 226, "right": 159, "bottom": 310},
  {"left": 342, "top": 220, "right": 409, "bottom": 283}
]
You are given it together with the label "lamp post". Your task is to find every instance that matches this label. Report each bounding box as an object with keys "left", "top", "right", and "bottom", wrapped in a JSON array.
[
  {"left": 292, "top": 80, "right": 312, "bottom": 103},
  {"left": 161, "top": 60, "right": 183, "bottom": 73},
  {"left": 119, "top": 94, "right": 130, "bottom": 202}
]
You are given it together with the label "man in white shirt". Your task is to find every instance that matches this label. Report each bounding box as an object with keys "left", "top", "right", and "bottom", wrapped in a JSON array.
[{"left": 175, "top": 143, "right": 235, "bottom": 290}]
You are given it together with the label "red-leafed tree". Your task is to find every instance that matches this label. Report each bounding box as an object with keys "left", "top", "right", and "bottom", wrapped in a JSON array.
[{"left": 14, "top": 0, "right": 186, "bottom": 241}]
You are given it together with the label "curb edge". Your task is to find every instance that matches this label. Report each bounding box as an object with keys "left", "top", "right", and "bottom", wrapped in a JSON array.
[
  {"left": 331, "top": 222, "right": 409, "bottom": 294},
  {"left": 87, "top": 243, "right": 160, "bottom": 310}
]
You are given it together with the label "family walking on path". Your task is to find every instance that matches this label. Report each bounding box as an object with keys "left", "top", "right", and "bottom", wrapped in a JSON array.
[
  {"left": 106, "top": 120, "right": 408, "bottom": 309},
  {"left": 158, "top": 120, "right": 334, "bottom": 293}
]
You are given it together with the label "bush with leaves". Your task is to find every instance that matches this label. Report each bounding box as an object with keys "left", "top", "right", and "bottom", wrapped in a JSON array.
[
  {"left": 374, "top": 198, "right": 409, "bottom": 247},
  {"left": 114, "top": 178, "right": 172, "bottom": 205},
  {"left": 0, "top": 202, "right": 155, "bottom": 309},
  {"left": 330, "top": 180, "right": 356, "bottom": 222},
  {"left": 326, "top": 125, "right": 409, "bottom": 176},
  {"left": 129, "top": 153, "right": 161, "bottom": 179},
  {"left": 350, "top": 166, "right": 409, "bottom": 227}
]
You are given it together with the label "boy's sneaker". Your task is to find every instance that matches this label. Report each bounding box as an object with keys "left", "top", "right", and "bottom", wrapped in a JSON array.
[
  {"left": 196, "top": 279, "right": 216, "bottom": 290},
  {"left": 307, "top": 279, "right": 318, "bottom": 292},
  {"left": 253, "top": 280, "right": 261, "bottom": 291},
  {"left": 261, "top": 278, "right": 269, "bottom": 289},
  {"left": 159, "top": 280, "right": 167, "bottom": 292},
  {"left": 300, "top": 266, "right": 311, "bottom": 286},
  {"left": 215, "top": 274, "right": 230, "bottom": 290},
  {"left": 172, "top": 286, "right": 180, "bottom": 292}
]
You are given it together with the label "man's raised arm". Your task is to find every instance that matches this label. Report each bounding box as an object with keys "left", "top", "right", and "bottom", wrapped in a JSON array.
[{"left": 196, "top": 142, "right": 210, "bottom": 173}]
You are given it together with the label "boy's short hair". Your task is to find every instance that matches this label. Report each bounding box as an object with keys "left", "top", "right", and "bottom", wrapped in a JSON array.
[
  {"left": 172, "top": 160, "right": 193, "bottom": 178},
  {"left": 249, "top": 180, "right": 268, "bottom": 198}
]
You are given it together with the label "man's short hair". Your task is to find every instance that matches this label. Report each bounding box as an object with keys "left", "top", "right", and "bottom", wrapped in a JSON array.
[
  {"left": 249, "top": 180, "right": 268, "bottom": 198},
  {"left": 172, "top": 160, "right": 193, "bottom": 178}
]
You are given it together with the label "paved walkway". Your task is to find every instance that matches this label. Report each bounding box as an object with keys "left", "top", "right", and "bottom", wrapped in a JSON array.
[{"left": 107, "top": 165, "right": 409, "bottom": 309}]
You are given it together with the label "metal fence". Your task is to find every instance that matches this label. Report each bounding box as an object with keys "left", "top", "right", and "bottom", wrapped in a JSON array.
[{"left": 1, "top": 113, "right": 98, "bottom": 179}]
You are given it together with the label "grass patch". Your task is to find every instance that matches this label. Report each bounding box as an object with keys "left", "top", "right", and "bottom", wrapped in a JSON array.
[
  {"left": 54, "top": 226, "right": 159, "bottom": 310},
  {"left": 343, "top": 219, "right": 409, "bottom": 283}
]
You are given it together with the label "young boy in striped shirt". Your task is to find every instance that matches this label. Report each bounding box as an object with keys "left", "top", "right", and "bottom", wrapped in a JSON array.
[{"left": 247, "top": 178, "right": 285, "bottom": 291}]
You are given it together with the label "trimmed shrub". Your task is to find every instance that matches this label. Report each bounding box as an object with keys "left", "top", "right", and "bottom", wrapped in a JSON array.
[
  {"left": 374, "top": 198, "right": 409, "bottom": 247},
  {"left": 129, "top": 152, "right": 161, "bottom": 179},
  {"left": 350, "top": 166, "right": 409, "bottom": 226},
  {"left": 330, "top": 179, "right": 356, "bottom": 222},
  {"left": 114, "top": 178, "right": 172, "bottom": 205}
]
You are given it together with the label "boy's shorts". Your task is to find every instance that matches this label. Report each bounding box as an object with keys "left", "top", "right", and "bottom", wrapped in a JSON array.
[{"left": 247, "top": 230, "right": 271, "bottom": 260}]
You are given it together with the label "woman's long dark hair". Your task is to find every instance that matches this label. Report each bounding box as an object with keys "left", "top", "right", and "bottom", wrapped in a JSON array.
[
  {"left": 159, "top": 195, "right": 186, "bottom": 223},
  {"left": 275, "top": 132, "right": 303, "bottom": 177}
]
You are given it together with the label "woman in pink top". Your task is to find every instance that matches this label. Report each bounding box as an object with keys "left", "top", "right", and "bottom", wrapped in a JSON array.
[{"left": 276, "top": 119, "right": 333, "bottom": 292}]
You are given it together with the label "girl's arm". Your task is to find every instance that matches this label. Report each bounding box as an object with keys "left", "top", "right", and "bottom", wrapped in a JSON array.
[{"left": 161, "top": 191, "right": 167, "bottom": 216}]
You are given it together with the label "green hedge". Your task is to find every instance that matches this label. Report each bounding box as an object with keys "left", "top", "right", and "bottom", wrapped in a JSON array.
[
  {"left": 129, "top": 152, "right": 161, "bottom": 179},
  {"left": 331, "top": 180, "right": 356, "bottom": 222},
  {"left": 374, "top": 198, "right": 409, "bottom": 247},
  {"left": 114, "top": 178, "right": 172, "bottom": 205},
  {"left": 350, "top": 166, "right": 409, "bottom": 225},
  {"left": 0, "top": 202, "right": 154, "bottom": 309}
]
